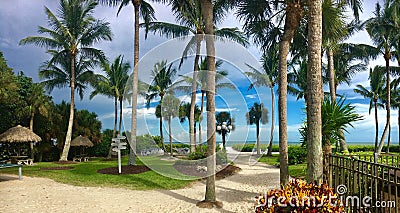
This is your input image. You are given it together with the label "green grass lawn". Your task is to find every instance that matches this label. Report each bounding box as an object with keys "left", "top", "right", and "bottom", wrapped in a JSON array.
[
  {"left": 0, "top": 156, "right": 195, "bottom": 190},
  {"left": 258, "top": 154, "right": 306, "bottom": 179}
]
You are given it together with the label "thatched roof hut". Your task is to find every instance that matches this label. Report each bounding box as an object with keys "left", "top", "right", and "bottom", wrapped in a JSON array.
[
  {"left": 71, "top": 135, "right": 94, "bottom": 147},
  {"left": 0, "top": 125, "right": 42, "bottom": 143}
]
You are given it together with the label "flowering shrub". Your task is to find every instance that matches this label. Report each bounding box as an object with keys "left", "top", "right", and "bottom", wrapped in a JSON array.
[{"left": 255, "top": 179, "right": 344, "bottom": 213}]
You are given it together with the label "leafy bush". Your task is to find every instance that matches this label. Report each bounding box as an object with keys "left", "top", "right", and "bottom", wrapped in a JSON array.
[
  {"left": 232, "top": 144, "right": 279, "bottom": 152},
  {"left": 287, "top": 146, "right": 307, "bottom": 165},
  {"left": 188, "top": 145, "right": 227, "bottom": 164},
  {"left": 255, "top": 179, "right": 344, "bottom": 213}
]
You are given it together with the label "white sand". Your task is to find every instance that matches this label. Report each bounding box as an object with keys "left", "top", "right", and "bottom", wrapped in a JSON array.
[{"left": 0, "top": 149, "right": 279, "bottom": 213}]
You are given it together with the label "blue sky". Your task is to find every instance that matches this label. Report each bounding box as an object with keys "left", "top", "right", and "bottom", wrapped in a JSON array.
[{"left": 0, "top": 0, "right": 398, "bottom": 145}]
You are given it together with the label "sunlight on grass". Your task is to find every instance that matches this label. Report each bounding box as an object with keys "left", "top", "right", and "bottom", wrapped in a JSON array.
[
  {"left": 0, "top": 157, "right": 195, "bottom": 190},
  {"left": 258, "top": 154, "right": 306, "bottom": 178}
]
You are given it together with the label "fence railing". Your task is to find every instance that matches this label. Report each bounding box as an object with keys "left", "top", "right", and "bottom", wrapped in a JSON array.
[{"left": 329, "top": 154, "right": 400, "bottom": 212}]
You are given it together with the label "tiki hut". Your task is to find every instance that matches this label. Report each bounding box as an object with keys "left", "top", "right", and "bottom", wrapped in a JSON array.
[
  {"left": 0, "top": 125, "right": 41, "bottom": 143},
  {"left": 71, "top": 135, "right": 93, "bottom": 158},
  {"left": 0, "top": 125, "right": 42, "bottom": 158}
]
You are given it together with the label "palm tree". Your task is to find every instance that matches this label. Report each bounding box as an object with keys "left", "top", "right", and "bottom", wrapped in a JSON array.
[
  {"left": 365, "top": 2, "right": 398, "bottom": 154},
  {"left": 160, "top": 94, "right": 181, "bottom": 157},
  {"left": 306, "top": 0, "right": 323, "bottom": 184},
  {"left": 392, "top": 78, "right": 400, "bottom": 146},
  {"left": 20, "top": 0, "right": 112, "bottom": 161},
  {"left": 174, "top": 58, "right": 235, "bottom": 146},
  {"left": 246, "top": 103, "right": 268, "bottom": 155},
  {"left": 216, "top": 111, "right": 234, "bottom": 150},
  {"left": 142, "top": 0, "right": 247, "bottom": 153},
  {"left": 26, "top": 83, "right": 51, "bottom": 159},
  {"left": 98, "top": 0, "right": 155, "bottom": 165},
  {"left": 146, "top": 60, "right": 177, "bottom": 152},
  {"left": 245, "top": 49, "right": 278, "bottom": 156},
  {"left": 354, "top": 67, "right": 385, "bottom": 153},
  {"left": 90, "top": 55, "right": 130, "bottom": 158},
  {"left": 179, "top": 102, "right": 201, "bottom": 144}
]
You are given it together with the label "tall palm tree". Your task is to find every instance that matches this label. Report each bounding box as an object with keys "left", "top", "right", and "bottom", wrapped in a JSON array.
[
  {"left": 306, "top": 0, "right": 323, "bottom": 184},
  {"left": 246, "top": 103, "right": 268, "bottom": 155},
  {"left": 354, "top": 67, "right": 385, "bottom": 153},
  {"left": 245, "top": 49, "right": 278, "bottom": 156},
  {"left": 146, "top": 60, "right": 177, "bottom": 152},
  {"left": 20, "top": 0, "right": 112, "bottom": 161},
  {"left": 160, "top": 94, "right": 181, "bottom": 157},
  {"left": 142, "top": 0, "right": 247, "bottom": 153},
  {"left": 98, "top": 0, "right": 155, "bottom": 165},
  {"left": 392, "top": 78, "right": 400, "bottom": 146},
  {"left": 365, "top": 2, "right": 398, "bottom": 154}
]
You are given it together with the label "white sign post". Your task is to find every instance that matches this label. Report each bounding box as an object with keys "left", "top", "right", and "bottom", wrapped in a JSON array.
[{"left": 111, "top": 135, "right": 127, "bottom": 174}]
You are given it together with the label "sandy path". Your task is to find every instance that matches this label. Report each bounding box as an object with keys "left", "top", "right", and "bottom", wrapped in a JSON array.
[{"left": 0, "top": 150, "right": 279, "bottom": 213}]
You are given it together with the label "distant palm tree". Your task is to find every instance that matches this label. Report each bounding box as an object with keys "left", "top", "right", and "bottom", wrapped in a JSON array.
[
  {"left": 365, "top": 2, "right": 399, "bottom": 154},
  {"left": 98, "top": 0, "right": 155, "bottom": 165},
  {"left": 146, "top": 60, "right": 177, "bottom": 152},
  {"left": 245, "top": 49, "right": 278, "bottom": 156},
  {"left": 142, "top": 0, "right": 247, "bottom": 153},
  {"left": 216, "top": 111, "right": 234, "bottom": 150},
  {"left": 160, "top": 94, "right": 181, "bottom": 157},
  {"left": 20, "top": 0, "right": 112, "bottom": 161},
  {"left": 27, "top": 83, "right": 51, "bottom": 159},
  {"left": 246, "top": 102, "right": 268, "bottom": 155},
  {"left": 179, "top": 102, "right": 201, "bottom": 144}
]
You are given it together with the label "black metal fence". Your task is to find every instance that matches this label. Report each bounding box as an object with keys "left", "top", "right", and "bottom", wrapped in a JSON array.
[{"left": 329, "top": 154, "right": 400, "bottom": 212}]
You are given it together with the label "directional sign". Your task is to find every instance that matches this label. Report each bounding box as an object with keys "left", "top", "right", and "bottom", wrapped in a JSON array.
[
  {"left": 112, "top": 138, "right": 118, "bottom": 142},
  {"left": 112, "top": 148, "right": 120, "bottom": 152},
  {"left": 119, "top": 142, "right": 127, "bottom": 146},
  {"left": 118, "top": 136, "right": 126, "bottom": 140},
  {"left": 111, "top": 143, "right": 118, "bottom": 146},
  {"left": 118, "top": 146, "right": 127, "bottom": 150}
]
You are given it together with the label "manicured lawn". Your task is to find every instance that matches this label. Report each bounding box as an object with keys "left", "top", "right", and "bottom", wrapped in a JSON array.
[
  {"left": 258, "top": 154, "right": 306, "bottom": 179},
  {"left": 0, "top": 156, "right": 195, "bottom": 190}
]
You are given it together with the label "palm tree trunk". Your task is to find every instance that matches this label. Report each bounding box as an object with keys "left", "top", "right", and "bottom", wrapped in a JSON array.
[
  {"left": 60, "top": 55, "right": 75, "bottom": 161},
  {"left": 377, "top": 58, "right": 391, "bottom": 154},
  {"left": 128, "top": 1, "right": 140, "bottom": 165},
  {"left": 328, "top": 49, "right": 336, "bottom": 102},
  {"left": 387, "top": 123, "right": 391, "bottom": 153},
  {"left": 160, "top": 116, "right": 166, "bottom": 151},
  {"left": 267, "top": 87, "right": 275, "bottom": 156},
  {"left": 199, "top": 91, "right": 205, "bottom": 146},
  {"left": 168, "top": 118, "right": 173, "bottom": 157},
  {"left": 398, "top": 107, "right": 399, "bottom": 146},
  {"left": 119, "top": 98, "right": 123, "bottom": 134},
  {"left": 256, "top": 122, "right": 260, "bottom": 155},
  {"left": 106, "top": 96, "right": 118, "bottom": 159},
  {"left": 113, "top": 96, "right": 117, "bottom": 137},
  {"left": 29, "top": 111, "right": 35, "bottom": 160},
  {"left": 374, "top": 101, "right": 379, "bottom": 153},
  {"left": 278, "top": 2, "right": 303, "bottom": 186},
  {"left": 199, "top": 0, "right": 217, "bottom": 206},
  {"left": 190, "top": 37, "right": 202, "bottom": 153},
  {"left": 306, "top": 0, "right": 323, "bottom": 184}
]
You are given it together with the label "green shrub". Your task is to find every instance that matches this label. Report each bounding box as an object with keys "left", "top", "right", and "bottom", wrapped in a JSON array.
[
  {"left": 187, "top": 145, "right": 227, "bottom": 164},
  {"left": 232, "top": 144, "right": 279, "bottom": 152},
  {"left": 287, "top": 146, "right": 307, "bottom": 165}
]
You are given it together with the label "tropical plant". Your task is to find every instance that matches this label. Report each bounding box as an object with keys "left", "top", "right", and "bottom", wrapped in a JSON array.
[
  {"left": 246, "top": 103, "right": 268, "bottom": 155},
  {"left": 146, "top": 60, "right": 177, "bottom": 152},
  {"left": 160, "top": 94, "right": 181, "bottom": 157},
  {"left": 98, "top": 0, "right": 155, "bottom": 165},
  {"left": 300, "top": 97, "right": 363, "bottom": 181},
  {"left": 354, "top": 67, "right": 385, "bottom": 153},
  {"left": 19, "top": 0, "right": 112, "bottom": 161}
]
